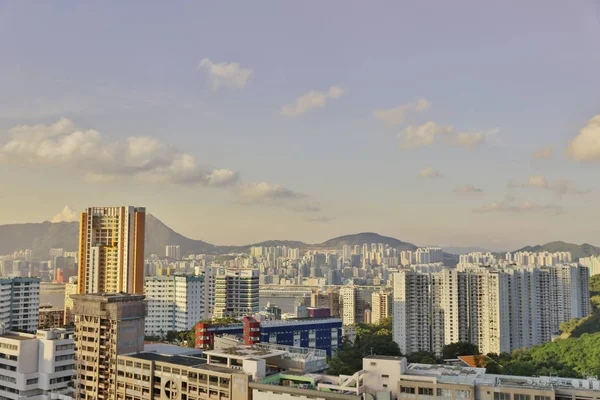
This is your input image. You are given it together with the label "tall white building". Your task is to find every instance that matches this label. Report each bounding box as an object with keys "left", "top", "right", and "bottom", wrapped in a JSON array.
[
  {"left": 580, "top": 255, "right": 600, "bottom": 276},
  {"left": 393, "top": 263, "right": 590, "bottom": 355},
  {"left": 144, "top": 275, "right": 205, "bottom": 336},
  {"left": 214, "top": 268, "right": 260, "bottom": 319},
  {"left": 339, "top": 286, "right": 364, "bottom": 326},
  {"left": 0, "top": 277, "right": 40, "bottom": 333},
  {"left": 0, "top": 327, "right": 75, "bottom": 400},
  {"left": 165, "top": 245, "right": 181, "bottom": 260}
]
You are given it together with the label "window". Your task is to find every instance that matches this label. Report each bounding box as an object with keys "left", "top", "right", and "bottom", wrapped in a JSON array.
[
  {"left": 494, "top": 393, "right": 511, "bottom": 400},
  {"left": 381, "top": 374, "right": 389, "bottom": 378},
  {"left": 437, "top": 389, "right": 453, "bottom": 397},
  {"left": 534, "top": 397, "right": 551, "bottom": 400},
  {"left": 418, "top": 387, "right": 433, "bottom": 396},
  {"left": 27, "top": 378, "right": 38, "bottom": 385},
  {"left": 400, "top": 386, "right": 415, "bottom": 394},
  {"left": 514, "top": 396, "right": 530, "bottom": 400},
  {"left": 370, "top": 362, "right": 377, "bottom": 366}
]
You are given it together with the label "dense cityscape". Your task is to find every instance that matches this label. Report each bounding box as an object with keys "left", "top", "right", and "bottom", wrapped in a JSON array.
[
  {"left": 0, "top": 206, "right": 599, "bottom": 400},
  {"left": 2, "top": 2, "right": 600, "bottom": 400}
]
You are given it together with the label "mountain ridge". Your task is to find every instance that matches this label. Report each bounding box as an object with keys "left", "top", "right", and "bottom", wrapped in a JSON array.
[{"left": 1, "top": 217, "right": 598, "bottom": 263}]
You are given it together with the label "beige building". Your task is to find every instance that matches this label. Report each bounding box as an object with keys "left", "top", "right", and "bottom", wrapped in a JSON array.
[
  {"left": 77, "top": 206, "right": 145, "bottom": 295},
  {"left": 63, "top": 276, "right": 78, "bottom": 326},
  {"left": 371, "top": 289, "right": 393, "bottom": 324},
  {"left": 72, "top": 293, "right": 146, "bottom": 400},
  {"left": 38, "top": 304, "right": 64, "bottom": 329}
]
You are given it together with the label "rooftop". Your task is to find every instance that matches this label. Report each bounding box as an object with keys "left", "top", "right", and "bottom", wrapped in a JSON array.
[
  {"left": 364, "top": 355, "right": 404, "bottom": 361},
  {"left": 127, "top": 352, "right": 207, "bottom": 367}
]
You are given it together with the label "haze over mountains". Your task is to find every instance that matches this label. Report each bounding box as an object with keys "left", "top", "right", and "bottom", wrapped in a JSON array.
[{"left": 1, "top": 215, "right": 599, "bottom": 263}]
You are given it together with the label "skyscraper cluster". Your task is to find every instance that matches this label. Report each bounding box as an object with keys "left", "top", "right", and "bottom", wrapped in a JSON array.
[{"left": 393, "top": 263, "right": 590, "bottom": 355}]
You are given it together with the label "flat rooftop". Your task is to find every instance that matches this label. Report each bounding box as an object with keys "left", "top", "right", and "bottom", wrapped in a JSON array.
[
  {"left": 364, "top": 355, "right": 404, "bottom": 361},
  {"left": 204, "top": 345, "right": 287, "bottom": 360},
  {"left": 128, "top": 352, "right": 207, "bottom": 367},
  {"left": 0, "top": 333, "right": 35, "bottom": 341}
]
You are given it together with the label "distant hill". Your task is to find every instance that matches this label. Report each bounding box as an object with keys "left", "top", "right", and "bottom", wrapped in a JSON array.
[
  {"left": 317, "top": 232, "right": 417, "bottom": 250},
  {"left": 0, "top": 221, "right": 79, "bottom": 257},
  {"left": 441, "top": 246, "right": 490, "bottom": 255},
  {"left": 515, "top": 241, "right": 600, "bottom": 260},
  {"left": 144, "top": 214, "right": 217, "bottom": 256}
]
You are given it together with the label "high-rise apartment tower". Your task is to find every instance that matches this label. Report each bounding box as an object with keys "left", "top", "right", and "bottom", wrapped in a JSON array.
[{"left": 77, "top": 206, "right": 145, "bottom": 294}]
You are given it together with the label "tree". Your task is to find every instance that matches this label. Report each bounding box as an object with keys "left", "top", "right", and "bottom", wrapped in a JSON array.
[
  {"left": 328, "top": 319, "right": 400, "bottom": 375},
  {"left": 441, "top": 342, "right": 480, "bottom": 360},
  {"left": 165, "top": 330, "right": 178, "bottom": 343},
  {"left": 407, "top": 351, "right": 439, "bottom": 364}
]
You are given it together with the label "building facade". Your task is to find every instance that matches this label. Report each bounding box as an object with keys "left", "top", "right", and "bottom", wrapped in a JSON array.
[
  {"left": 77, "top": 206, "right": 145, "bottom": 295},
  {"left": 339, "top": 286, "right": 364, "bottom": 326},
  {"left": 63, "top": 276, "right": 78, "bottom": 326},
  {"left": 393, "top": 264, "right": 590, "bottom": 355},
  {"left": 144, "top": 275, "right": 204, "bottom": 337},
  {"left": 0, "top": 277, "right": 40, "bottom": 333},
  {"left": 38, "top": 304, "right": 64, "bottom": 329},
  {"left": 72, "top": 293, "right": 146, "bottom": 400},
  {"left": 371, "top": 289, "right": 393, "bottom": 325},
  {"left": 213, "top": 268, "right": 259, "bottom": 318},
  {"left": 195, "top": 317, "right": 342, "bottom": 356},
  {"left": 0, "top": 327, "right": 75, "bottom": 400}
]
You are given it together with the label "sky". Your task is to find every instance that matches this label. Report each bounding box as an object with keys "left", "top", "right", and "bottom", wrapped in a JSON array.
[{"left": 1, "top": 1, "right": 600, "bottom": 251}]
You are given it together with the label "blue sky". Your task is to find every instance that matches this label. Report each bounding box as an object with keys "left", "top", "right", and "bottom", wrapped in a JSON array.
[{"left": 1, "top": 1, "right": 599, "bottom": 250}]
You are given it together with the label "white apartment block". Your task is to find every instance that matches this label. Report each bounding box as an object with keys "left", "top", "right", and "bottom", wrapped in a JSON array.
[
  {"left": 339, "top": 286, "right": 364, "bottom": 326},
  {"left": 0, "top": 327, "right": 74, "bottom": 400},
  {"left": 393, "top": 263, "right": 590, "bottom": 355},
  {"left": 144, "top": 275, "right": 205, "bottom": 336},
  {"left": 580, "top": 255, "right": 600, "bottom": 276},
  {"left": 165, "top": 245, "right": 181, "bottom": 260},
  {"left": 459, "top": 252, "right": 496, "bottom": 265},
  {"left": 505, "top": 251, "right": 572, "bottom": 266},
  {"left": 213, "top": 268, "right": 260, "bottom": 319},
  {"left": 0, "top": 277, "right": 40, "bottom": 333}
]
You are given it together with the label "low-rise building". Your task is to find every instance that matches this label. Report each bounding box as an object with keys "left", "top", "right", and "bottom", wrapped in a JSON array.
[
  {"left": 195, "top": 317, "right": 342, "bottom": 356},
  {"left": 38, "top": 304, "right": 64, "bottom": 329},
  {"left": 0, "top": 327, "right": 74, "bottom": 400}
]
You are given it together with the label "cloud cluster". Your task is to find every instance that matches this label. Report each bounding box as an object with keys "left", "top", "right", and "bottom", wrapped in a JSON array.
[
  {"left": 0, "top": 118, "right": 239, "bottom": 186},
  {"left": 280, "top": 86, "right": 344, "bottom": 118},
  {"left": 475, "top": 195, "right": 561, "bottom": 214},
  {"left": 197, "top": 58, "right": 253, "bottom": 90},
  {"left": 566, "top": 115, "right": 600, "bottom": 161},
  {"left": 51, "top": 206, "right": 78, "bottom": 223},
  {"left": 372, "top": 98, "right": 430, "bottom": 126},
  {"left": 418, "top": 167, "right": 441, "bottom": 179},
  {"left": 237, "top": 182, "right": 320, "bottom": 212},
  {"left": 455, "top": 184, "right": 482, "bottom": 193},
  {"left": 398, "top": 121, "right": 494, "bottom": 150},
  {"left": 532, "top": 146, "right": 553, "bottom": 160},
  {"left": 510, "top": 175, "right": 588, "bottom": 195}
]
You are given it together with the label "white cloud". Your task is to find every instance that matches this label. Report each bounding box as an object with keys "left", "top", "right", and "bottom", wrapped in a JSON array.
[
  {"left": 532, "top": 146, "right": 553, "bottom": 160},
  {"left": 418, "top": 167, "right": 441, "bottom": 179},
  {"left": 565, "top": 115, "right": 600, "bottom": 161},
  {"left": 0, "top": 118, "right": 239, "bottom": 187},
  {"left": 510, "top": 175, "right": 588, "bottom": 195},
  {"left": 372, "top": 97, "right": 431, "bottom": 126},
  {"left": 51, "top": 206, "right": 78, "bottom": 223},
  {"left": 197, "top": 58, "right": 253, "bottom": 90},
  {"left": 237, "top": 182, "right": 320, "bottom": 212},
  {"left": 280, "top": 85, "right": 344, "bottom": 118},
  {"left": 397, "top": 122, "right": 495, "bottom": 150},
  {"left": 455, "top": 184, "right": 482, "bottom": 193},
  {"left": 475, "top": 195, "right": 562, "bottom": 214},
  {"left": 399, "top": 121, "right": 453, "bottom": 149},
  {"left": 450, "top": 132, "right": 486, "bottom": 149}
]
